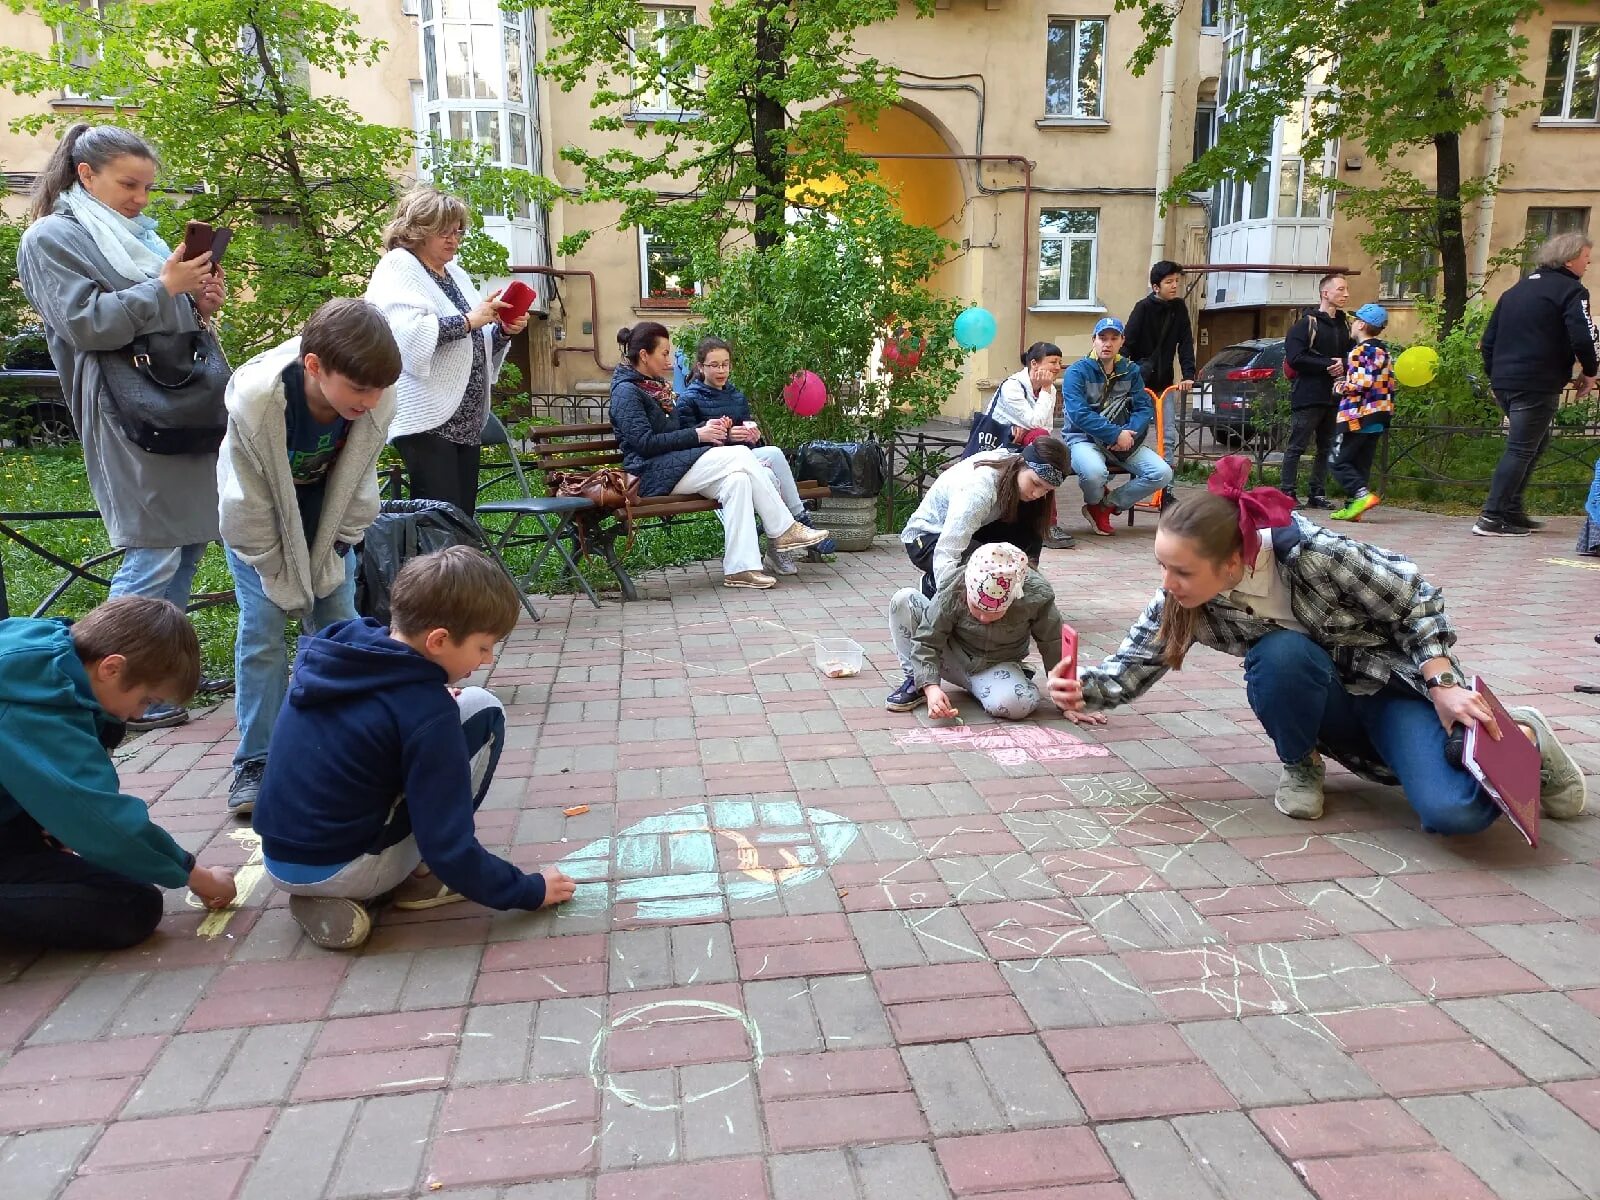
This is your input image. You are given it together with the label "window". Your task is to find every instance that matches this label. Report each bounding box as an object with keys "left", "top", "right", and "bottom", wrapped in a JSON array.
[
  {"left": 418, "top": 0, "right": 542, "bottom": 219},
  {"left": 1543, "top": 25, "right": 1600, "bottom": 122},
  {"left": 56, "top": 0, "right": 125, "bottom": 100},
  {"left": 639, "top": 227, "right": 699, "bottom": 304},
  {"left": 1044, "top": 18, "right": 1106, "bottom": 120},
  {"left": 1200, "top": 0, "right": 1224, "bottom": 28},
  {"left": 1036, "top": 209, "right": 1098, "bottom": 306},
  {"left": 633, "top": 6, "right": 695, "bottom": 115},
  {"left": 1192, "top": 104, "right": 1217, "bottom": 164},
  {"left": 1378, "top": 213, "right": 1438, "bottom": 301},
  {"left": 1524, "top": 207, "right": 1591, "bottom": 271}
]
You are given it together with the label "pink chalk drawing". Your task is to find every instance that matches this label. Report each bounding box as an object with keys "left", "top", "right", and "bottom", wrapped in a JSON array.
[{"left": 896, "top": 723, "right": 1113, "bottom": 767}]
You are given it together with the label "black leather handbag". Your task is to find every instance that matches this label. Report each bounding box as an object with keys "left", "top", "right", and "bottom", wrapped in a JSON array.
[{"left": 99, "top": 326, "right": 231, "bottom": 455}]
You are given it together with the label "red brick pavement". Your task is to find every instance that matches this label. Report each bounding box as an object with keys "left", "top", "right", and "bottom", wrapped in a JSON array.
[{"left": 3, "top": 502, "right": 1600, "bottom": 1197}]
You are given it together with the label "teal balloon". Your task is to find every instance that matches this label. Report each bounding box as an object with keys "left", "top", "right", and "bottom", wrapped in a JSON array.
[{"left": 953, "top": 306, "right": 997, "bottom": 351}]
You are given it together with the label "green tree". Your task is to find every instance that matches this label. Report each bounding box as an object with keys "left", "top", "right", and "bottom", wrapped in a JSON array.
[
  {"left": 0, "top": 213, "right": 36, "bottom": 339},
  {"left": 1120, "top": 0, "right": 1540, "bottom": 332},
  {"left": 535, "top": 0, "right": 934, "bottom": 258},
  {"left": 0, "top": 0, "right": 558, "bottom": 358},
  {"left": 683, "top": 184, "right": 965, "bottom": 444}
]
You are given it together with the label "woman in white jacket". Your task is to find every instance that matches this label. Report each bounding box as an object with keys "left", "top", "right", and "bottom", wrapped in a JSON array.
[{"left": 365, "top": 188, "right": 530, "bottom": 515}]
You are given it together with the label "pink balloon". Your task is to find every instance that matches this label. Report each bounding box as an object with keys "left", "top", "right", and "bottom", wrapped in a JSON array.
[{"left": 782, "top": 370, "right": 827, "bottom": 417}]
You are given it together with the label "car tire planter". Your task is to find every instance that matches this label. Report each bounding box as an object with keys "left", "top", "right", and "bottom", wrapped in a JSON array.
[{"left": 812, "top": 494, "right": 878, "bottom": 552}]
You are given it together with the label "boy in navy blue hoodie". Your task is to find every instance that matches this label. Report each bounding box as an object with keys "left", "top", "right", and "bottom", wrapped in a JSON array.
[
  {"left": 0, "top": 597, "right": 236, "bottom": 950},
  {"left": 253, "top": 546, "right": 575, "bottom": 949}
]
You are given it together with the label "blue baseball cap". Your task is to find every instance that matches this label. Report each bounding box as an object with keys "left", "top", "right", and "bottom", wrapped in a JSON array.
[
  {"left": 1353, "top": 303, "right": 1389, "bottom": 328},
  {"left": 1093, "top": 317, "right": 1126, "bottom": 337}
]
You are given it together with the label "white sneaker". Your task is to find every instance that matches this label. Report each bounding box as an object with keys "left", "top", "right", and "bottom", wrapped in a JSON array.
[{"left": 1274, "top": 752, "right": 1326, "bottom": 820}]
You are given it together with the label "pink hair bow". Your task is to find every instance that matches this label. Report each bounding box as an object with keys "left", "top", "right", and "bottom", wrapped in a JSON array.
[{"left": 1206, "top": 455, "right": 1296, "bottom": 562}]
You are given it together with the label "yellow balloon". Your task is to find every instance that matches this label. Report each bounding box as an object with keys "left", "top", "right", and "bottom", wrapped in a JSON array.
[{"left": 1394, "top": 345, "right": 1440, "bottom": 388}]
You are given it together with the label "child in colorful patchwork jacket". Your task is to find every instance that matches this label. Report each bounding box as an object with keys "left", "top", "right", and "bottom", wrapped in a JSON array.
[{"left": 1330, "top": 303, "right": 1398, "bottom": 522}]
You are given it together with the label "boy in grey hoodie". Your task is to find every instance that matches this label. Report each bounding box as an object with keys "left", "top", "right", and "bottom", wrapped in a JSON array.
[{"left": 217, "top": 299, "right": 402, "bottom": 816}]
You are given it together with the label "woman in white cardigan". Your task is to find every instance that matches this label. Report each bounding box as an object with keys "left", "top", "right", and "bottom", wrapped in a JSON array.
[{"left": 365, "top": 188, "right": 530, "bottom": 515}]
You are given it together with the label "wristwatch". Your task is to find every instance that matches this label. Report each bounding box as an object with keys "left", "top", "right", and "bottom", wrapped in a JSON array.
[{"left": 1424, "top": 670, "right": 1462, "bottom": 691}]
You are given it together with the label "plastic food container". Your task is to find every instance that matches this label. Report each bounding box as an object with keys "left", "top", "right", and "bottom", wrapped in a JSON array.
[{"left": 815, "top": 637, "right": 864, "bottom": 679}]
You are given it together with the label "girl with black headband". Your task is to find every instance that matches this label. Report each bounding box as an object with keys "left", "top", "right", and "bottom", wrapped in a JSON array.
[{"left": 899, "top": 439, "right": 1071, "bottom": 599}]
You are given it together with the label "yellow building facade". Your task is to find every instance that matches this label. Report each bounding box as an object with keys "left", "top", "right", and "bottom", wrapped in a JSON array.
[{"left": 3, "top": 2, "right": 1599, "bottom": 409}]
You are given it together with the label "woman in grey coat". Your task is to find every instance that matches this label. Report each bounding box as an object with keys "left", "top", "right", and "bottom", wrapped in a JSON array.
[{"left": 16, "top": 124, "right": 226, "bottom": 728}]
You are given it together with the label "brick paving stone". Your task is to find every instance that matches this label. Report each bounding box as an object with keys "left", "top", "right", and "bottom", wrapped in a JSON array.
[
  {"left": 1440, "top": 997, "right": 1597, "bottom": 1081},
  {"left": 1402, "top": 1092, "right": 1585, "bottom": 1200},
  {"left": 0, "top": 1126, "right": 99, "bottom": 1200},
  {"left": 1392, "top": 954, "right": 1551, "bottom": 999},
  {"left": 1237, "top": 1016, "right": 1382, "bottom": 1102},
  {"left": 80, "top": 1106, "right": 274, "bottom": 1172},
  {"left": 25, "top": 973, "right": 145, "bottom": 1046},
  {"left": 120, "top": 1028, "right": 242, "bottom": 1118},
  {"left": 238, "top": 1100, "right": 360, "bottom": 1200},
  {"left": 291, "top": 1045, "right": 455, "bottom": 1102},
  {"left": 184, "top": 959, "right": 347, "bottom": 1032},
  {"left": 765, "top": 1091, "right": 928, "bottom": 1152},
  {"left": 1296, "top": 1150, "right": 1500, "bottom": 1200},
  {"left": 1547, "top": 1079, "right": 1600, "bottom": 1130},
  {"left": 1318, "top": 1004, "right": 1469, "bottom": 1052},
  {"left": 313, "top": 1006, "right": 465, "bottom": 1057},
  {"left": 1043, "top": 1023, "right": 1196, "bottom": 1073},
  {"left": 595, "top": 1157, "right": 769, "bottom": 1200},
  {"left": 327, "top": 1092, "right": 443, "bottom": 1199},
  {"left": 60, "top": 1158, "right": 251, "bottom": 1200},
  {"left": 935, "top": 1126, "right": 1120, "bottom": 1194},
  {"left": 597, "top": 1067, "right": 680, "bottom": 1170},
  {"left": 1178, "top": 1021, "right": 1315, "bottom": 1107},
  {"left": 887, "top": 995, "right": 1033, "bottom": 1045},
  {"left": 1067, "top": 1062, "right": 1239, "bottom": 1121},
  {"left": 1003, "top": 956, "right": 1162, "bottom": 1029},
  {"left": 0, "top": 1077, "right": 136, "bottom": 1133},
  {"left": 1252, "top": 1099, "right": 1435, "bottom": 1158},
  {"left": 969, "top": 1035, "right": 1085, "bottom": 1128},
  {"left": 855, "top": 1143, "right": 955, "bottom": 1200},
  {"left": 1174, "top": 1112, "right": 1319, "bottom": 1200},
  {"left": 208, "top": 1022, "right": 318, "bottom": 1109},
  {"left": 0, "top": 1035, "right": 165, "bottom": 1087},
  {"left": 902, "top": 1043, "right": 1009, "bottom": 1135},
  {"left": 680, "top": 1062, "right": 763, "bottom": 1159},
  {"left": 1097, "top": 1119, "right": 1223, "bottom": 1200},
  {"left": 428, "top": 1120, "right": 597, "bottom": 1187},
  {"left": 1353, "top": 1041, "right": 1523, "bottom": 1097},
  {"left": 1475, "top": 922, "right": 1600, "bottom": 988}
]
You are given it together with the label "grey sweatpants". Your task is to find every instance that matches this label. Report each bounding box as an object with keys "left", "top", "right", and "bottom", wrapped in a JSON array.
[{"left": 887, "top": 588, "right": 1041, "bottom": 720}]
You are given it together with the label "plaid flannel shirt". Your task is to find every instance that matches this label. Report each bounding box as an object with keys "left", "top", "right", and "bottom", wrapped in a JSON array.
[{"left": 1078, "top": 517, "right": 1464, "bottom": 783}]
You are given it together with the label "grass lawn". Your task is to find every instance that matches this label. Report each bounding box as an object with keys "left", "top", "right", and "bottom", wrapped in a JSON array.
[{"left": 0, "top": 444, "right": 730, "bottom": 680}]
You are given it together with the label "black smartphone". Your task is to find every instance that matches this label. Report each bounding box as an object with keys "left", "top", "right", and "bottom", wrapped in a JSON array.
[
  {"left": 180, "top": 220, "right": 213, "bottom": 262},
  {"left": 208, "top": 227, "right": 232, "bottom": 273}
]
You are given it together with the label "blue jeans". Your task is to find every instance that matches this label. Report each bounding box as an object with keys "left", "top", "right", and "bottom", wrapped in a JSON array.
[
  {"left": 227, "top": 547, "right": 357, "bottom": 769},
  {"left": 1069, "top": 442, "right": 1173, "bottom": 510},
  {"left": 108, "top": 543, "right": 208, "bottom": 607},
  {"left": 1242, "top": 629, "right": 1498, "bottom": 836}
]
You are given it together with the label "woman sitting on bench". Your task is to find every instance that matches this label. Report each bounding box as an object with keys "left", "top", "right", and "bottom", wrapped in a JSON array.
[{"left": 609, "top": 323, "right": 830, "bottom": 591}]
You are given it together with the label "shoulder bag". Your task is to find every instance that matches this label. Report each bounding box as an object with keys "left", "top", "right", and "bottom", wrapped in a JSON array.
[{"left": 98, "top": 325, "right": 231, "bottom": 455}]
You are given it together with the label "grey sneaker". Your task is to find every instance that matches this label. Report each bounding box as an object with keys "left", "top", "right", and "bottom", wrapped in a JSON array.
[
  {"left": 762, "top": 548, "right": 800, "bottom": 576},
  {"left": 1507, "top": 706, "right": 1587, "bottom": 819},
  {"left": 1274, "top": 752, "right": 1326, "bottom": 820},
  {"left": 288, "top": 895, "right": 372, "bottom": 950}
]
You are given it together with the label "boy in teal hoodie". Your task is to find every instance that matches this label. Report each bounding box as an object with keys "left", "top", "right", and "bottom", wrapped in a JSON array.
[{"left": 0, "top": 596, "right": 235, "bottom": 950}]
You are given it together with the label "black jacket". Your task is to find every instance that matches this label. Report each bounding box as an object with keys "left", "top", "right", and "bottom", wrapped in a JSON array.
[
  {"left": 1284, "top": 307, "right": 1355, "bottom": 410},
  {"left": 675, "top": 379, "right": 754, "bottom": 429},
  {"left": 1481, "top": 265, "right": 1600, "bottom": 393},
  {"left": 1122, "top": 293, "right": 1197, "bottom": 392},
  {"left": 609, "top": 364, "right": 708, "bottom": 496}
]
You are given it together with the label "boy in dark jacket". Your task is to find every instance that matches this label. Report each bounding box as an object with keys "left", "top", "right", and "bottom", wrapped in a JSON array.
[
  {"left": 1475, "top": 233, "right": 1600, "bottom": 537},
  {"left": 253, "top": 546, "right": 575, "bottom": 950},
  {"left": 1122, "top": 261, "right": 1197, "bottom": 457},
  {"left": 0, "top": 597, "right": 235, "bottom": 950},
  {"left": 1281, "top": 273, "right": 1355, "bottom": 507}
]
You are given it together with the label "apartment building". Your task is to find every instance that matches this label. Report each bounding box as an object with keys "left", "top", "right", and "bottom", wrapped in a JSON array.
[{"left": 3, "top": 3, "right": 1599, "bottom": 409}]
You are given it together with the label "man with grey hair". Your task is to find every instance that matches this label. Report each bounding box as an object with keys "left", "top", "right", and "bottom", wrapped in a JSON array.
[{"left": 1476, "top": 231, "right": 1600, "bottom": 536}]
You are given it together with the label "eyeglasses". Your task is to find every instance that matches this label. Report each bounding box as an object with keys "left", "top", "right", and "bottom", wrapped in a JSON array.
[{"left": 440, "top": 227, "right": 466, "bottom": 240}]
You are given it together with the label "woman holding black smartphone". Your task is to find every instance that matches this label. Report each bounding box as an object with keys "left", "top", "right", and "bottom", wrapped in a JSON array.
[
  {"left": 365, "top": 187, "right": 531, "bottom": 516},
  {"left": 16, "top": 123, "right": 227, "bottom": 730}
]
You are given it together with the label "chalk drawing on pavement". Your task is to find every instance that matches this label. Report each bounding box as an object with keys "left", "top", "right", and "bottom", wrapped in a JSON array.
[
  {"left": 896, "top": 722, "right": 1113, "bottom": 767},
  {"left": 587, "top": 998, "right": 765, "bottom": 1112}
]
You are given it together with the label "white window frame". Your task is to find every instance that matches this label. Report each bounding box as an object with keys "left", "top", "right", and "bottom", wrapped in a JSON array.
[
  {"left": 56, "top": 0, "right": 124, "bottom": 101},
  {"left": 1542, "top": 24, "right": 1600, "bottom": 123},
  {"left": 632, "top": 6, "right": 697, "bottom": 117},
  {"left": 1524, "top": 207, "right": 1590, "bottom": 272},
  {"left": 1035, "top": 208, "right": 1099, "bottom": 308},
  {"left": 638, "top": 226, "right": 701, "bottom": 305},
  {"left": 1378, "top": 213, "right": 1438, "bottom": 302},
  {"left": 1043, "top": 16, "right": 1107, "bottom": 121}
]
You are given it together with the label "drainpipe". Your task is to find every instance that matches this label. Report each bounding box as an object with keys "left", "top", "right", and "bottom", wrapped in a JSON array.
[
  {"left": 861, "top": 152, "right": 1034, "bottom": 357},
  {"left": 1470, "top": 84, "right": 1506, "bottom": 289},
  {"left": 507, "top": 264, "right": 614, "bottom": 373},
  {"left": 1149, "top": 39, "right": 1180, "bottom": 263}
]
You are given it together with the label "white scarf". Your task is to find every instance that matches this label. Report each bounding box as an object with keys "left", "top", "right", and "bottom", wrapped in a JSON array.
[{"left": 59, "top": 184, "right": 169, "bottom": 282}]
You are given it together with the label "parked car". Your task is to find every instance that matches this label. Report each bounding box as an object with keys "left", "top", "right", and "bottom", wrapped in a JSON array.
[
  {"left": 1192, "top": 338, "right": 1286, "bottom": 446},
  {"left": 0, "top": 330, "right": 75, "bottom": 447}
]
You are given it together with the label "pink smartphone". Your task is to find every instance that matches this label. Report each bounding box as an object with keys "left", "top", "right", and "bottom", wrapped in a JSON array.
[{"left": 1060, "top": 624, "right": 1078, "bottom": 678}]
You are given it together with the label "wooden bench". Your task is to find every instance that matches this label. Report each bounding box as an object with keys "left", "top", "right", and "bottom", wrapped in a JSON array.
[{"left": 523, "top": 423, "right": 833, "bottom": 600}]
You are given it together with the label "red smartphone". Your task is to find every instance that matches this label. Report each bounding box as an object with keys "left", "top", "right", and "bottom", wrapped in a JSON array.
[
  {"left": 180, "top": 220, "right": 214, "bottom": 262},
  {"left": 207, "top": 226, "right": 232, "bottom": 274},
  {"left": 1060, "top": 623, "right": 1078, "bottom": 679},
  {"left": 499, "top": 280, "right": 536, "bottom": 322}
]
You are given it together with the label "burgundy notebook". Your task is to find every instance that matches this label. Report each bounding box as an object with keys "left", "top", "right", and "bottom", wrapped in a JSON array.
[{"left": 1462, "top": 676, "right": 1542, "bottom": 847}]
